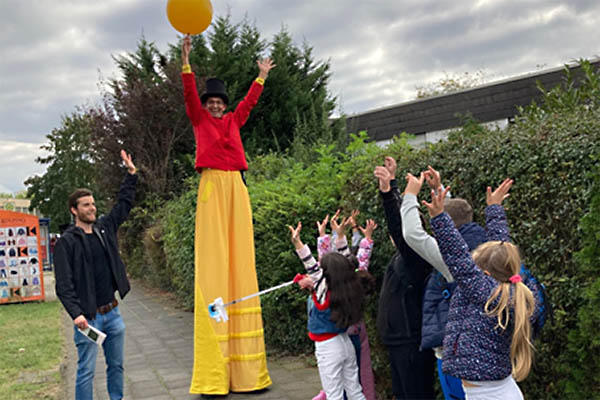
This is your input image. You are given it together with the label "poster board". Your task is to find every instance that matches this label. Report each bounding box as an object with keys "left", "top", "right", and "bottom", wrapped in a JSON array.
[{"left": 0, "top": 210, "right": 45, "bottom": 304}]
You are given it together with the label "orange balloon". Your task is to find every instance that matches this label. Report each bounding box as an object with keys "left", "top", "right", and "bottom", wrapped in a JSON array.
[{"left": 166, "top": 0, "right": 213, "bottom": 35}]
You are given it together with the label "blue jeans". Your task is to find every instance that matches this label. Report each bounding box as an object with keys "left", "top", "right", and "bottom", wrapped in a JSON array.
[{"left": 74, "top": 307, "right": 125, "bottom": 400}]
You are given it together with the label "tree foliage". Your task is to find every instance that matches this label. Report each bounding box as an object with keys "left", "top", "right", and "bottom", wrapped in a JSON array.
[
  {"left": 25, "top": 112, "right": 104, "bottom": 231},
  {"left": 90, "top": 36, "right": 195, "bottom": 203}
]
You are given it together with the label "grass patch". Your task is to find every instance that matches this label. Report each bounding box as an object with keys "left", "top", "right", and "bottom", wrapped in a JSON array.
[{"left": 0, "top": 300, "right": 64, "bottom": 400}]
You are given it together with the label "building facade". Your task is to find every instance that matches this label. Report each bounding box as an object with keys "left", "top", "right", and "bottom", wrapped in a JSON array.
[{"left": 0, "top": 198, "right": 41, "bottom": 216}]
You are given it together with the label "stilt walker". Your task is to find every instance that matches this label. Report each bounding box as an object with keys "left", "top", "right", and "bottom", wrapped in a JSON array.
[{"left": 181, "top": 35, "right": 275, "bottom": 395}]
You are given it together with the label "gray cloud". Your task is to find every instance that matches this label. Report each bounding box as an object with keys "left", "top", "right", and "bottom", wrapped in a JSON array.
[
  {"left": 0, "top": 140, "right": 48, "bottom": 193},
  {"left": 1, "top": 0, "right": 599, "bottom": 193}
]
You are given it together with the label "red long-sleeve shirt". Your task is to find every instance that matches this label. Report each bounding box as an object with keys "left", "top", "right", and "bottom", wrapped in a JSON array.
[{"left": 182, "top": 72, "right": 263, "bottom": 172}]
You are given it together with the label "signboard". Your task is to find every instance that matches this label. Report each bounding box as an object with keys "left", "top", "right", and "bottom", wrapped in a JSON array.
[{"left": 0, "top": 210, "right": 45, "bottom": 304}]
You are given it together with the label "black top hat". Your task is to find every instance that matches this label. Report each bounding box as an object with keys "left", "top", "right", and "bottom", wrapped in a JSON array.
[{"left": 201, "top": 78, "right": 229, "bottom": 105}]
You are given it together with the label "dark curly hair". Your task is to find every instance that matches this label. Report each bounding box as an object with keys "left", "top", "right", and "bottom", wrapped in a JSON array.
[
  {"left": 347, "top": 254, "right": 376, "bottom": 294},
  {"left": 321, "top": 252, "right": 364, "bottom": 328}
]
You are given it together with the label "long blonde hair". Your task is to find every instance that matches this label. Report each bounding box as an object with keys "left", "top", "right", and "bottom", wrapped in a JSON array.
[{"left": 472, "top": 241, "right": 536, "bottom": 381}]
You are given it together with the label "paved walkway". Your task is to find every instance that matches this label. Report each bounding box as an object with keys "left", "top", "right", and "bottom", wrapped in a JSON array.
[{"left": 59, "top": 281, "right": 323, "bottom": 399}]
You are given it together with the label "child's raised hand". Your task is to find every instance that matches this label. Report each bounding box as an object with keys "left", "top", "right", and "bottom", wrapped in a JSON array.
[
  {"left": 424, "top": 165, "right": 442, "bottom": 192},
  {"left": 374, "top": 166, "right": 392, "bottom": 192},
  {"left": 288, "top": 222, "right": 303, "bottom": 249},
  {"left": 486, "top": 178, "right": 514, "bottom": 205},
  {"left": 332, "top": 215, "right": 352, "bottom": 238},
  {"left": 359, "top": 219, "right": 378, "bottom": 241},
  {"left": 422, "top": 186, "right": 451, "bottom": 218},
  {"left": 316, "top": 215, "right": 329, "bottom": 237},
  {"left": 349, "top": 209, "right": 360, "bottom": 231},
  {"left": 404, "top": 172, "right": 425, "bottom": 196},
  {"left": 330, "top": 209, "right": 341, "bottom": 231},
  {"left": 384, "top": 156, "right": 397, "bottom": 177}
]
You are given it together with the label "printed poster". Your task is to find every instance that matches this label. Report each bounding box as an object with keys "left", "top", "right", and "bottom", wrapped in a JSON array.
[{"left": 0, "top": 210, "right": 45, "bottom": 304}]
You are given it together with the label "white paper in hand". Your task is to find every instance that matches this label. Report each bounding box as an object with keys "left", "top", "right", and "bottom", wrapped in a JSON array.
[{"left": 78, "top": 325, "right": 107, "bottom": 346}]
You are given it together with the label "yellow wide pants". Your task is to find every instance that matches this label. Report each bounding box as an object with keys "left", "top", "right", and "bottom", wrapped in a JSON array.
[{"left": 189, "top": 170, "right": 271, "bottom": 394}]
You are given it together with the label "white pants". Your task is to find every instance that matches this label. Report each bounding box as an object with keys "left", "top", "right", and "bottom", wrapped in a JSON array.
[
  {"left": 463, "top": 375, "right": 523, "bottom": 400},
  {"left": 314, "top": 333, "right": 365, "bottom": 400}
]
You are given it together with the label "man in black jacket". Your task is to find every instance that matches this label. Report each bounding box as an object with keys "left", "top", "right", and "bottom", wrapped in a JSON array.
[
  {"left": 54, "top": 150, "right": 137, "bottom": 400},
  {"left": 374, "top": 157, "right": 435, "bottom": 400}
]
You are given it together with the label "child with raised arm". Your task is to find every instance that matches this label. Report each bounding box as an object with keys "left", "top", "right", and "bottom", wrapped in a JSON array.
[
  {"left": 422, "top": 179, "right": 542, "bottom": 399},
  {"left": 373, "top": 157, "right": 436, "bottom": 400},
  {"left": 402, "top": 167, "right": 484, "bottom": 400},
  {"left": 289, "top": 221, "right": 366, "bottom": 400},
  {"left": 313, "top": 211, "right": 377, "bottom": 400}
]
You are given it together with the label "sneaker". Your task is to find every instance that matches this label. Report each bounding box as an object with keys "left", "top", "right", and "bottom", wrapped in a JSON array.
[{"left": 312, "top": 390, "right": 327, "bottom": 400}]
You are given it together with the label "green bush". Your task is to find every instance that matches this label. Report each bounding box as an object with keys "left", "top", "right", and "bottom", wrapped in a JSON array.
[
  {"left": 160, "top": 175, "right": 199, "bottom": 310},
  {"left": 560, "top": 157, "right": 600, "bottom": 398}
]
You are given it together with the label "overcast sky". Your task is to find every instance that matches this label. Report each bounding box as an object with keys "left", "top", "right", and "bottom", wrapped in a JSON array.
[{"left": 1, "top": 0, "right": 598, "bottom": 194}]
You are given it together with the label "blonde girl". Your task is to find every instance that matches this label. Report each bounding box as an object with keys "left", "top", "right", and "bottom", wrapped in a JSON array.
[{"left": 422, "top": 179, "right": 541, "bottom": 400}]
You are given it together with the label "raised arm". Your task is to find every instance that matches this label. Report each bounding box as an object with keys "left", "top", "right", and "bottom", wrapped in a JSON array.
[
  {"left": 356, "top": 219, "right": 377, "bottom": 271},
  {"left": 374, "top": 164, "right": 404, "bottom": 249},
  {"left": 484, "top": 178, "right": 513, "bottom": 242},
  {"left": 401, "top": 172, "right": 453, "bottom": 281},
  {"left": 233, "top": 57, "right": 275, "bottom": 127},
  {"left": 103, "top": 150, "right": 138, "bottom": 233},
  {"left": 348, "top": 209, "right": 362, "bottom": 248},
  {"left": 289, "top": 222, "right": 327, "bottom": 301},
  {"left": 316, "top": 214, "right": 333, "bottom": 260},
  {"left": 181, "top": 35, "right": 203, "bottom": 126},
  {"left": 424, "top": 186, "right": 494, "bottom": 304},
  {"left": 331, "top": 211, "right": 352, "bottom": 256}
]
